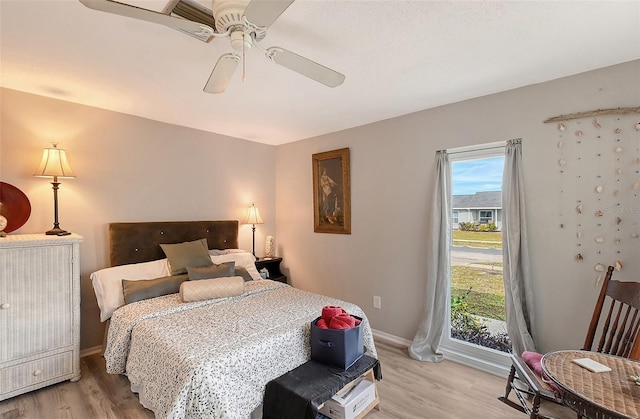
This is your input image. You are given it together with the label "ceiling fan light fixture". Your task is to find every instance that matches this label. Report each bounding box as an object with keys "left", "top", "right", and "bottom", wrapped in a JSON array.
[{"left": 230, "top": 30, "right": 252, "bottom": 51}]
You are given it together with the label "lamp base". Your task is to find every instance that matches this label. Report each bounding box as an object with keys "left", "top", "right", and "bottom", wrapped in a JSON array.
[{"left": 46, "top": 227, "right": 71, "bottom": 236}]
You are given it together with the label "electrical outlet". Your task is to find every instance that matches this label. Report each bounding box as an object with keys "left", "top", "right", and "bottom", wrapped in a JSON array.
[{"left": 373, "top": 296, "right": 381, "bottom": 309}]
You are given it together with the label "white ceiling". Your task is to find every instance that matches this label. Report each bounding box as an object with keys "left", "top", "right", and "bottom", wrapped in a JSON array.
[{"left": 1, "top": 1, "right": 639, "bottom": 145}]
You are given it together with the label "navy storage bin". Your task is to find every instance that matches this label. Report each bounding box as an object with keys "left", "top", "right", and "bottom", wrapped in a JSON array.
[{"left": 310, "top": 316, "right": 363, "bottom": 370}]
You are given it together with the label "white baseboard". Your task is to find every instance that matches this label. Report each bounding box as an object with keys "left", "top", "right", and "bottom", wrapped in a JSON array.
[
  {"left": 440, "top": 344, "right": 510, "bottom": 378},
  {"left": 80, "top": 345, "right": 102, "bottom": 358},
  {"left": 372, "top": 328, "right": 411, "bottom": 347}
]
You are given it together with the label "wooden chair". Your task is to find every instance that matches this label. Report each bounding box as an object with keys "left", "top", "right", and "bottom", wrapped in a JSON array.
[{"left": 498, "top": 266, "right": 640, "bottom": 418}]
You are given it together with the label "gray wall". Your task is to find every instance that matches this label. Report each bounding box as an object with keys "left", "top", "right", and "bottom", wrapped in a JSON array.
[
  {"left": 275, "top": 60, "right": 640, "bottom": 353},
  {"left": 0, "top": 88, "right": 277, "bottom": 350},
  {"left": 2, "top": 60, "right": 639, "bottom": 354}
]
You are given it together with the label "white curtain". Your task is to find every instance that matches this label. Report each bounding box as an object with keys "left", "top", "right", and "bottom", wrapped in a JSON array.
[
  {"left": 409, "top": 150, "right": 451, "bottom": 362},
  {"left": 502, "top": 138, "right": 536, "bottom": 356}
]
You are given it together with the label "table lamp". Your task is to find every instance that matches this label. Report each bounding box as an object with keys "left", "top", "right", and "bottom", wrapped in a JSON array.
[
  {"left": 245, "top": 204, "right": 263, "bottom": 256},
  {"left": 34, "top": 143, "right": 75, "bottom": 235}
]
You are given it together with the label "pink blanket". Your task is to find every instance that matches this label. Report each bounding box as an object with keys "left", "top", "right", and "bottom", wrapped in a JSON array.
[{"left": 522, "top": 351, "right": 562, "bottom": 394}]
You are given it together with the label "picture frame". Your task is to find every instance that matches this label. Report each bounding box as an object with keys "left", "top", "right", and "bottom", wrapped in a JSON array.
[{"left": 312, "top": 148, "right": 351, "bottom": 234}]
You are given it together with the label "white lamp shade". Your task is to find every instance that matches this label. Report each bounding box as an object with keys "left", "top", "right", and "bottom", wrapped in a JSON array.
[
  {"left": 245, "top": 204, "right": 263, "bottom": 225},
  {"left": 34, "top": 144, "right": 75, "bottom": 178}
]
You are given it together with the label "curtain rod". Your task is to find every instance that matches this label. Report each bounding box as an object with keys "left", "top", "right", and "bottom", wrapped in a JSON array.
[
  {"left": 544, "top": 107, "right": 640, "bottom": 123},
  {"left": 444, "top": 139, "right": 518, "bottom": 155},
  {"left": 446, "top": 146, "right": 504, "bottom": 155}
]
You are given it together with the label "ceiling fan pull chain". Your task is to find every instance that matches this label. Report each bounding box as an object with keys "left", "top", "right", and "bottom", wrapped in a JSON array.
[{"left": 242, "top": 37, "right": 247, "bottom": 82}]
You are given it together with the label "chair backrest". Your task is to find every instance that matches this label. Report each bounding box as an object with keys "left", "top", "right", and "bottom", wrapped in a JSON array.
[{"left": 582, "top": 266, "right": 640, "bottom": 359}]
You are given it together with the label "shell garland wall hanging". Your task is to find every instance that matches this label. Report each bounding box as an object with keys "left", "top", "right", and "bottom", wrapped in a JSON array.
[{"left": 550, "top": 110, "right": 640, "bottom": 286}]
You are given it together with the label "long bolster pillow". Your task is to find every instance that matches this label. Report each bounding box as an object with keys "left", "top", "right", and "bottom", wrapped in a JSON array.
[{"left": 179, "top": 276, "right": 244, "bottom": 302}]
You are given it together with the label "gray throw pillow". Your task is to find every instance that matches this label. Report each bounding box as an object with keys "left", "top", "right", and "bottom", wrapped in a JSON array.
[
  {"left": 160, "top": 238, "right": 213, "bottom": 275},
  {"left": 187, "top": 261, "right": 235, "bottom": 280},
  {"left": 122, "top": 274, "right": 189, "bottom": 304}
]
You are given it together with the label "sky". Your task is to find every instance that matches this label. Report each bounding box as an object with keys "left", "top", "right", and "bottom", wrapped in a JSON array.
[{"left": 452, "top": 156, "right": 504, "bottom": 195}]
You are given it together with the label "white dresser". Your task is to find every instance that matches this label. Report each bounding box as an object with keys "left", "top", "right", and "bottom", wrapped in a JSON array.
[{"left": 0, "top": 234, "right": 83, "bottom": 401}]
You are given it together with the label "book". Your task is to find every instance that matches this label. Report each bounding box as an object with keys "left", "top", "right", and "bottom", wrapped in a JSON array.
[{"left": 572, "top": 357, "right": 612, "bottom": 373}]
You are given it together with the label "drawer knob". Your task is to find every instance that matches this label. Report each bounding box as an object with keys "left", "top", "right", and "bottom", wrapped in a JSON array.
[
  {"left": 0, "top": 303, "right": 10, "bottom": 309},
  {"left": 33, "top": 369, "right": 42, "bottom": 376}
]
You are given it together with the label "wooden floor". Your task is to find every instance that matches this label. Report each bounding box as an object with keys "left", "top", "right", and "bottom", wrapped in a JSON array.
[{"left": 1, "top": 339, "right": 574, "bottom": 419}]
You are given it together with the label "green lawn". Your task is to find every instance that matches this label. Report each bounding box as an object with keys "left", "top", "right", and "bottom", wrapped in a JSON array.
[
  {"left": 451, "top": 265, "right": 505, "bottom": 321},
  {"left": 452, "top": 230, "right": 502, "bottom": 249},
  {"left": 451, "top": 230, "right": 505, "bottom": 321}
]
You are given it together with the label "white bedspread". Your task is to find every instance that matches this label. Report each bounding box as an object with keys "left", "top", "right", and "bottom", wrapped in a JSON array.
[{"left": 104, "top": 280, "right": 376, "bottom": 419}]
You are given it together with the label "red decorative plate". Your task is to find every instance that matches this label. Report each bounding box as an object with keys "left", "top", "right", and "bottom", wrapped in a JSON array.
[{"left": 0, "top": 182, "right": 31, "bottom": 233}]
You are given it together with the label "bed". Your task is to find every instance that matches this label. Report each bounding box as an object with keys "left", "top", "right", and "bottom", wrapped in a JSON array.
[{"left": 91, "top": 220, "right": 377, "bottom": 419}]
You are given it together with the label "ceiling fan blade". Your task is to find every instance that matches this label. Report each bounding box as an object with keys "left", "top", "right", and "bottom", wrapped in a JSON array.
[
  {"left": 243, "top": 0, "right": 295, "bottom": 28},
  {"left": 267, "top": 47, "right": 345, "bottom": 88},
  {"left": 204, "top": 54, "right": 240, "bottom": 93},
  {"left": 79, "top": 0, "right": 215, "bottom": 42}
]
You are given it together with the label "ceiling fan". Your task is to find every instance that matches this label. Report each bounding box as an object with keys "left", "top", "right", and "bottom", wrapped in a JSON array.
[{"left": 78, "top": 0, "right": 345, "bottom": 93}]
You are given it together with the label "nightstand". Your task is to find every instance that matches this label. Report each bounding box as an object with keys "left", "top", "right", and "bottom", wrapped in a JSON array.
[{"left": 255, "top": 257, "right": 287, "bottom": 283}]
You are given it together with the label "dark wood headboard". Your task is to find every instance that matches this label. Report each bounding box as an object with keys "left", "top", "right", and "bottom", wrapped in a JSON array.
[{"left": 109, "top": 220, "right": 239, "bottom": 267}]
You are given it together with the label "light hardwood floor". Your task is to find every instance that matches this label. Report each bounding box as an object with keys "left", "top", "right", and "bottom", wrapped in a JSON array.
[{"left": 1, "top": 339, "right": 574, "bottom": 419}]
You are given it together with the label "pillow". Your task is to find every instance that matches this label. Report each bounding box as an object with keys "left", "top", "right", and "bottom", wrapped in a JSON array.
[
  {"left": 210, "top": 251, "right": 262, "bottom": 281},
  {"left": 235, "top": 266, "right": 254, "bottom": 282},
  {"left": 160, "top": 238, "right": 213, "bottom": 275},
  {"left": 187, "top": 261, "right": 235, "bottom": 280},
  {"left": 522, "top": 351, "right": 561, "bottom": 393},
  {"left": 522, "top": 351, "right": 543, "bottom": 376},
  {"left": 122, "top": 274, "right": 188, "bottom": 304},
  {"left": 179, "top": 276, "right": 244, "bottom": 302},
  {"left": 209, "top": 248, "right": 247, "bottom": 256},
  {"left": 90, "top": 258, "right": 170, "bottom": 322}
]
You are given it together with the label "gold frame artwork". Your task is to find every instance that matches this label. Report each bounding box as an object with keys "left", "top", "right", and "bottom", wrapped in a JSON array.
[{"left": 312, "top": 148, "right": 351, "bottom": 234}]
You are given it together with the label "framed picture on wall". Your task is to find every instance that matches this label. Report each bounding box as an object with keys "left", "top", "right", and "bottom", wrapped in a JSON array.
[{"left": 312, "top": 148, "right": 351, "bottom": 234}]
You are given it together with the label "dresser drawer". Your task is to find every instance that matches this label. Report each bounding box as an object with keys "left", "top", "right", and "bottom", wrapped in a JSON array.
[{"left": 1, "top": 351, "right": 74, "bottom": 395}]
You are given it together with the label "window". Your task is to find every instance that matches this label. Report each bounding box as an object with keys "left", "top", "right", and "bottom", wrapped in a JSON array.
[
  {"left": 479, "top": 210, "right": 493, "bottom": 224},
  {"left": 442, "top": 142, "right": 510, "bottom": 374}
]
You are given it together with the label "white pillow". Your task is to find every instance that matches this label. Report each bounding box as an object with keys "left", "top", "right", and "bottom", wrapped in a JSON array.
[
  {"left": 209, "top": 251, "right": 262, "bottom": 281},
  {"left": 91, "top": 258, "right": 170, "bottom": 322},
  {"left": 209, "top": 248, "right": 249, "bottom": 256}
]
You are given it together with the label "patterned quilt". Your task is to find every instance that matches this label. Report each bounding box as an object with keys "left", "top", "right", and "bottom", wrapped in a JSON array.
[{"left": 104, "top": 280, "right": 377, "bottom": 419}]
